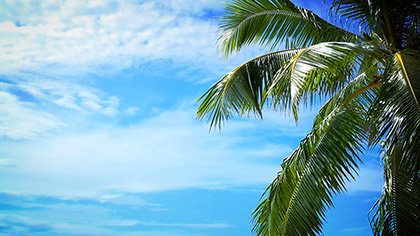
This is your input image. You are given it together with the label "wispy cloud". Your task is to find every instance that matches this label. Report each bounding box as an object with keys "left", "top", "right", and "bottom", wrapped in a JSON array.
[
  {"left": 135, "top": 222, "right": 233, "bottom": 229},
  {"left": 98, "top": 193, "right": 157, "bottom": 207},
  {"left": 0, "top": 217, "right": 53, "bottom": 234},
  {"left": 346, "top": 165, "right": 383, "bottom": 193},
  {"left": 0, "top": 106, "right": 294, "bottom": 197},
  {"left": 0, "top": 77, "right": 126, "bottom": 139},
  {"left": 0, "top": 91, "right": 60, "bottom": 139},
  {"left": 342, "top": 154, "right": 384, "bottom": 193},
  {"left": 0, "top": 0, "right": 229, "bottom": 78},
  {"left": 1, "top": 102, "right": 383, "bottom": 199},
  {"left": 0, "top": 190, "right": 241, "bottom": 235},
  {"left": 18, "top": 78, "right": 121, "bottom": 116},
  {"left": 343, "top": 226, "right": 368, "bottom": 234}
]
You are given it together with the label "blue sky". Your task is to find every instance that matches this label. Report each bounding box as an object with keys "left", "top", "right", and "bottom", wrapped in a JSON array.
[{"left": 0, "top": 0, "right": 384, "bottom": 235}]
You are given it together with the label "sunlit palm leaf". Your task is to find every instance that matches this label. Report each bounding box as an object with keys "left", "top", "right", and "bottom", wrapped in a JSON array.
[
  {"left": 268, "top": 41, "right": 384, "bottom": 120},
  {"left": 395, "top": 51, "right": 420, "bottom": 111},
  {"left": 219, "top": 0, "right": 359, "bottom": 57},
  {"left": 197, "top": 49, "right": 301, "bottom": 129},
  {"left": 269, "top": 42, "right": 359, "bottom": 120}
]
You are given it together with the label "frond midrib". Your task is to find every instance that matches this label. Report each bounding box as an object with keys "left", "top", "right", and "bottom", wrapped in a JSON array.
[
  {"left": 395, "top": 52, "right": 420, "bottom": 111},
  {"left": 280, "top": 105, "right": 345, "bottom": 236}
]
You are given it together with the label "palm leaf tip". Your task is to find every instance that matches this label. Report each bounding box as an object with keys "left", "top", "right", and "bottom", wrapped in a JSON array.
[{"left": 197, "top": 48, "right": 305, "bottom": 129}]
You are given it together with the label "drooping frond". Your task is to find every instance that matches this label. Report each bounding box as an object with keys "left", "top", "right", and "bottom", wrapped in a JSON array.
[
  {"left": 368, "top": 52, "right": 420, "bottom": 235},
  {"left": 197, "top": 49, "right": 301, "bottom": 129},
  {"left": 369, "top": 52, "right": 420, "bottom": 171},
  {"left": 219, "top": 0, "right": 360, "bottom": 57},
  {"left": 251, "top": 68, "right": 378, "bottom": 235},
  {"left": 369, "top": 142, "right": 420, "bottom": 236}
]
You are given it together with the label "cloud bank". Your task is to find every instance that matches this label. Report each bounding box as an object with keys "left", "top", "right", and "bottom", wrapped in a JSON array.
[
  {"left": 0, "top": 107, "right": 299, "bottom": 197},
  {"left": 0, "top": 0, "right": 227, "bottom": 77}
]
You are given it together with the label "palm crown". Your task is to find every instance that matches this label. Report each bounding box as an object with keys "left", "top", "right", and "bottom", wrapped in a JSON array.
[{"left": 197, "top": 0, "right": 420, "bottom": 235}]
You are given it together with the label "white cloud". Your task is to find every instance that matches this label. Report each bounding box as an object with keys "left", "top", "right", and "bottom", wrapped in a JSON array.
[
  {"left": 0, "top": 101, "right": 383, "bottom": 196},
  {"left": 0, "top": 0, "right": 384, "bottom": 204},
  {"left": 136, "top": 222, "right": 233, "bottom": 229},
  {"left": 0, "top": 91, "right": 60, "bottom": 139},
  {"left": 125, "top": 107, "right": 139, "bottom": 115},
  {"left": 0, "top": 107, "right": 292, "bottom": 197},
  {"left": 109, "top": 219, "right": 233, "bottom": 229},
  {"left": 246, "top": 143, "right": 293, "bottom": 158},
  {"left": 98, "top": 194, "right": 157, "bottom": 207},
  {"left": 160, "top": 0, "right": 223, "bottom": 15},
  {"left": 0, "top": 158, "right": 11, "bottom": 166},
  {"left": 0, "top": 77, "right": 126, "bottom": 139},
  {"left": 0, "top": 0, "right": 230, "bottom": 78},
  {"left": 0, "top": 190, "right": 235, "bottom": 235},
  {"left": 18, "top": 78, "right": 120, "bottom": 115},
  {"left": 346, "top": 166, "right": 384, "bottom": 193}
]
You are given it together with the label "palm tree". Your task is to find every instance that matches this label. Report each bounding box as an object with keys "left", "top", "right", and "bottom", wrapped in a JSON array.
[{"left": 197, "top": 0, "right": 420, "bottom": 235}]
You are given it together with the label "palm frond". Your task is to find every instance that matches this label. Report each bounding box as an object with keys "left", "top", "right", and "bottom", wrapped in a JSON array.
[
  {"left": 251, "top": 69, "right": 378, "bottom": 235},
  {"left": 268, "top": 41, "right": 384, "bottom": 120},
  {"left": 329, "top": 0, "right": 383, "bottom": 36},
  {"left": 197, "top": 1, "right": 420, "bottom": 235},
  {"left": 369, "top": 52, "right": 420, "bottom": 171},
  {"left": 197, "top": 49, "right": 301, "bottom": 129},
  {"left": 369, "top": 142, "right": 420, "bottom": 235},
  {"left": 219, "top": 0, "right": 360, "bottom": 57},
  {"left": 368, "top": 52, "right": 420, "bottom": 235},
  {"left": 395, "top": 51, "right": 420, "bottom": 112},
  {"left": 330, "top": 0, "right": 420, "bottom": 50}
]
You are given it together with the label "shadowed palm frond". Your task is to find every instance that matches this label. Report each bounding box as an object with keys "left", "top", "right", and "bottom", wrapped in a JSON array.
[
  {"left": 368, "top": 52, "right": 420, "bottom": 235},
  {"left": 251, "top": 68, "right": 379, "bottom": 235},
  {"left": 369, "top": 53, "right": 420, "bottom": 172},
  {"left": 369, "top": 142, "right": 420, "bottom": 236},
  {"left": 330, "top": 0, "right": 420, "bottom": 49}
]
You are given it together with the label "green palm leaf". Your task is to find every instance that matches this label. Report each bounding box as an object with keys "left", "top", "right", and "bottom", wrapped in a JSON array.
[
  {"left": 369, "top": 53, "right": 420, "bottom": 172},
  {"left": 330, "top": 0, "right": 420, "bottom": 50},
  {"left": 268, "top": 42, "right": 374, "bottom": 120},
  {"left": 251, "top": 69, "right": 378, "bottom": 236},
  {"left": 395, "top": 51, "right": 420, "bottom": 111},
  {"left": 368, "top": 53, "right": 420, "bottom": 235},
  {"left": 369, "top": 142, "right": 420, "bottom": 235},
  {"left": 197, "top": 49, "right": 302, "bottom": 129},
  {"left": 219, "top": 0, "right": 360, "bottom": 57},
  {"left": 197, "top": 0, "right": 420, "bottom": 235}
]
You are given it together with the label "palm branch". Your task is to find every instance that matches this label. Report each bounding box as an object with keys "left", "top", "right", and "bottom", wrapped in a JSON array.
[{"left": 197, "top": 0, "right": 420, "bottom": 235}]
